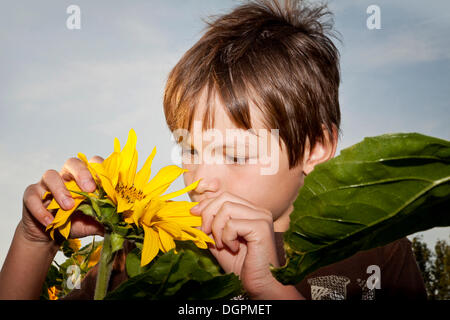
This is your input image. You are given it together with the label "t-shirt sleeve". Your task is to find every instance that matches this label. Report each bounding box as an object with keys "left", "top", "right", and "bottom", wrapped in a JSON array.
[{"left": 377, "top": 237, "right": 427, "bottom": 300}]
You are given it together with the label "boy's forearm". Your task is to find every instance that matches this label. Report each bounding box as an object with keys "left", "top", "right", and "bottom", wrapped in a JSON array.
[
  {"left": 0, "top": 223, "right": 59, "bottom": 299},
  {"left": 250, "top": 278, "right": 306, "bottom": 300}
]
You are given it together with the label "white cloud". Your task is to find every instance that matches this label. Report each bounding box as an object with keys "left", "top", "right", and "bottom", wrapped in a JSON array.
[
  {"left": 339, "top": 21, "right": 450, "bottom": 73},
  {"left": 8, "top": 58, "right": 173, "bottom": 113}
]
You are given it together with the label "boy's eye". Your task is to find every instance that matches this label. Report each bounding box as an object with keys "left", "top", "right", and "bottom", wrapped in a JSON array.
[
  {"left": 181, "top": 148, "right": 199, "bottom": 163},
  {"left": 181, "top": 147, "right": 197, "bottom": 155},
  {"left": 226, "top": 155, "right": 249, "bottom": 165}
]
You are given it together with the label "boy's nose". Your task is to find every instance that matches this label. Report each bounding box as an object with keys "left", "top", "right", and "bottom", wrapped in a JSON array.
[
  {"left": 191, "top": 165, "right": 221, "bottom": 196},
  {"left": 193, "top": 175, "right": 220, "bottom": 195}
]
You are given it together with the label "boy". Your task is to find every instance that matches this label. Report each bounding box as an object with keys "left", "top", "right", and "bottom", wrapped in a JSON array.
[{"left": 0, "top": 0, "right": 426, "bottom": 300}]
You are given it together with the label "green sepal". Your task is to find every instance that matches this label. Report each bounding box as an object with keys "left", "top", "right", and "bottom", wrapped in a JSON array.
[
  {"left": 110, "top": 232, "right": 125, "bottom": 254},
  {"left": 113, "top": 224, "right": 132, "bottom": 237},
  {"left": 76, "top": 203, "right": 97, "bottom": 219}
]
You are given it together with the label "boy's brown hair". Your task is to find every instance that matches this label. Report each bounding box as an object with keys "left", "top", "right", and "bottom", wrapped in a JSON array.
[{"left": 164, "top": 0, "right": 341, "bottom": 169}]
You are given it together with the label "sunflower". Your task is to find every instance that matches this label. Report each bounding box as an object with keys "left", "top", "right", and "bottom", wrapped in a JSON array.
[
  {"left": 132, "top": 198, "right": 214, "bottom": 266},
  {"left": 48, "top": 286, "right": 60, "bottom": 300},
  {"left": 78, "top": 129, "right": 200, "bottom": 219},
  {"left": 44, "top": 128, "right": 201, "bottom": 241},
  {"left": 76, "top": 243, "right": 102, "bottom": 269},
  {"left": 67, "top": 238, "right": 81, "bottom": 252}
]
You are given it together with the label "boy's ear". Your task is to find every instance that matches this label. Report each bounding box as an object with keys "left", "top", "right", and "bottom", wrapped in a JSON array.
[{"left": 302, "top": 125, "right": 338, "bottom": 176}]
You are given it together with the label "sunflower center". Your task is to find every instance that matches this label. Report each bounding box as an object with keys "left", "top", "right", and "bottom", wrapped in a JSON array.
[{"left": 115, "top": 181, "right": 145, "bottom": 203}]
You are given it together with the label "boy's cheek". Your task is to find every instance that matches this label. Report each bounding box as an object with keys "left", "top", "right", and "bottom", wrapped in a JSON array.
[{"left": 182, "top": 170, "right": 195, "bottom": 187}]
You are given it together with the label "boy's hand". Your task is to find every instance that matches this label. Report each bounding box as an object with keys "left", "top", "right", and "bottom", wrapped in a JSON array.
[
  {"left": 190, "top": 191, "right": 282, "bottom": 298},
  {"left": 20, "top": 156, "right": 105, "bottom": 244}
]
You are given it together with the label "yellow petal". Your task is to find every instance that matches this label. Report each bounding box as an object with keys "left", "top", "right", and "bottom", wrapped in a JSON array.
[
  {"left": 134, "top": 147, "right": 156, "bottom": 190},
  {"left": 88, "top": 245, "right": 102, "bottom": 268},
  {"left": 114, "top": 137, "right": 121, "bottom": 153},
  {"left": 68, "top": 239, "right": 81, "bottom": 252},
  {"left": 143, "top": 165, "right": 187, "bottom": 198},
  {"left": 154, "top": 221, "right": 182, "bottom": 238},
  {"left": 44, "top": 180, "right": 83, "bottom": 211},
  {"left": 156, "top": 201, "right": 198, "bottom": 216},
  {"left": 103, "top": 152, "right": 120, "bottom": 187},
  {"left": 140, "top": 200, "right": 165, "bottom": 226},
  {"left": 90, "top": 162, "right": 117, "bottom": 204},
  {"left": 46, "top": 198, "right": 60, "bottom": 210},
  {"left": 116, "top": 194, "right": 133, "bottom": 213},
  {"left": 77, "top": 152, "right": 89, "bottom": 165},
  {"left": 157, "top": 227, "right": 176, "bottom": 253},
  {"left": 164, "top": 215, "right": 202, "bottom": 227},
  {"left": 65, "top": 180, "right": 84, "bottom": 196},
  {"left": 77, "top": 153, "right": 100, "bottom": 185},
  {"left": 118, "top": 129, "right": 138, "bottom": 187},
  {"left": 131, "top": 197, "right": 153, "bottom": 225},
  {"left": 141, "top": 225, "right": 159, "bottom": 266},
  {"left": 126, "top": 148, "right": 138, "bottom": 187},
  {"left": 58, "top": 219, "right": 71, "bottom": 239},
  {"left": 159, "top": 179, "right": 200, "bottom": 201},
  {"left": 48, "top": 286, "right": 59, "bottom": 300},
  {"left": 46, "top": 197, "right": 84, "bottom": 231},
  {"left": 155, "top": 201, "right": 202, "bottom": 227},
  {"left": 42, "top": 191, "right": 51, "bottom": 200},
  {"left": 123, "top": 211, "right": 134, "bottom": 225},
  {"left": 180, "top": 227, "right": 215, "bottom": 248}
]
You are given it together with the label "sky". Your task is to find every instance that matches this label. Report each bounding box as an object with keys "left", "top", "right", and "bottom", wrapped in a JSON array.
[{"left": 0, "top": 0, "right": 449, "bottom": 266}]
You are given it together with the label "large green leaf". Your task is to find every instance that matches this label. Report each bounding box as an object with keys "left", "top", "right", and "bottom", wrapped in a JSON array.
[
  {"left": 272, "top": 133, "right": 450, "bottom": 285},
  {"left": 105, "top": 241, "right": 243, "bottom": 300}
]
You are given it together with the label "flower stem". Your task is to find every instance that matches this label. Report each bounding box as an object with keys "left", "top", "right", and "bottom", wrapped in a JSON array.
[{"left": 94, "top": 231, "right": 115, "bottom": 300}]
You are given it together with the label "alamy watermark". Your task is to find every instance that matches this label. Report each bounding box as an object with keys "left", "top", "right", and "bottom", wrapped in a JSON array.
[
  {"left": 66, "top": 264, "right": 81, "bottom": 290},
  {"left": 66, "top": 5, "right": 81, "bottom": 30},
  {"left": 171, "top": 120, "right": 280, "bottom": 176},
  {"left": 367, "top": 5, "right": 381, "bottom": 30}
]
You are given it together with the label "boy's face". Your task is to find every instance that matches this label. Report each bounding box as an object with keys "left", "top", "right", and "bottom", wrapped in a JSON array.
[{"left": 178, "top": 90, "right": 305, "bottom": 231}]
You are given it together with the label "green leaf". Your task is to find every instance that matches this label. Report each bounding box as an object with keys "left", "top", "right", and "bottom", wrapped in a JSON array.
[
  {"left": 125, "top": 248, "right": 149, "bottom": 278},
  {"left": 60, "top": 239, "right": 76, "bottom": 258},
  {"left": 113, "top": 224, "right": 132, "bottom": 237},
  {"left": 76, "top": 204, "right": 96, "bottom": 218},
  {"left": 110, "top": 232, "right": 125, "bottom": 254},
  {"left": 106, "top": 241, "right": 243, "bottom": 300},
  {"left": 40, "top": 264, "right": 63, "bottom": 300},
  {"left": 272, "top": 133, "right": 450, "bottom": 285},
  {"left": 97, "top": 199, "right": 118, "bottom": 226}
]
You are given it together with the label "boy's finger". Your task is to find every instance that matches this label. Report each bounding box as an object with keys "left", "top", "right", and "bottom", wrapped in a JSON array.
[
  {"left": 89, "top": 155, "right": 104, "bottom": 164},
  {"left": 40, "top": 170, "right": 75, "bottom": 211},
  {"left": 190, "top": 197, "right": 215, "bottom": 215},
  {"left": 60, "top": 157, "right": 96, "bottom": 192},
  {"left": 222, "top": 219, "right": 280, "bottom": 268},
  {"left": 221, "top": 219, "right": 257, "bottom": 253},
  {"left": 200, "top": 192, "right": 270, "bottom": 234},
  {"left": 211, "top": 202, "right": 272, "bottom": 248},
  {"left": 23, "top": 184, "right": 55, "bottom": 227}
]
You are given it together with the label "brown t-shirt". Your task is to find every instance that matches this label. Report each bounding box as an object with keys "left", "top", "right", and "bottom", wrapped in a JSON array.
[
  {"left": 63, "top": 234, "right": 427, "bottom": 300},
  {"left": 273, "top": 233, "right": 427, "bottom": 300}
]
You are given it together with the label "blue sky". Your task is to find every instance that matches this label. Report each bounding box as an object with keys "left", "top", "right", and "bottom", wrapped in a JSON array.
[{"left": 0, "top": 0, "right": 449, "bottom": 265}]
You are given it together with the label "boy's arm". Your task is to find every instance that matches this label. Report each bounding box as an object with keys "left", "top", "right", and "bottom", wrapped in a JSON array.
[
  {"left": 0, "top": 222, "right": 59, "bottom": 299},
  {"left": 251, "top": 280, "right": 305, "bottom": 300}
]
